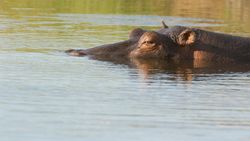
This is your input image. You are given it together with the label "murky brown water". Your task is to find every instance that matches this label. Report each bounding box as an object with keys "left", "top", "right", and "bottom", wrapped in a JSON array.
[{"left": 1, "top": 0, "right": 250, "bottom": 141}]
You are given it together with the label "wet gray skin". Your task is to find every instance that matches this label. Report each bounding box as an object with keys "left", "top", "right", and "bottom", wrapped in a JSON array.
[{"left": 66, "top": 21, "right": 250, "bottom": 64}]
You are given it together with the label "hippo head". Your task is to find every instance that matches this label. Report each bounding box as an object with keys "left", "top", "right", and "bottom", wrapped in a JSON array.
[
  {"left": 129, "top": 22, "right": 197, "bottom": 60},
  {"left": 66, "top": 22, "right": 198, "bottom": 62}
]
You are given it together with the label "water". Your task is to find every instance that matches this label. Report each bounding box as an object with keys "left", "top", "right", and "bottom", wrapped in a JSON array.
[{"left": 1, "top": 0, "right": 250, "bottom": 141}]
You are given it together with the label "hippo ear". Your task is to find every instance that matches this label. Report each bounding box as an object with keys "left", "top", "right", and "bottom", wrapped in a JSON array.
[
  {"left": 129, "top": 28, "right": 146, "bottom": 39},
  {"left": 177, "top": 29, "right": 196, "bottom": 46}
]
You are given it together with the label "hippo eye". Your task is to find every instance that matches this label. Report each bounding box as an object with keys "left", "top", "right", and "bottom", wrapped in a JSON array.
[
  {"left": 143, "top": 41, "right": 155, "bottom": 44},
  {"left": 147, "top": 41, "right": 154, "bottom": 44}
]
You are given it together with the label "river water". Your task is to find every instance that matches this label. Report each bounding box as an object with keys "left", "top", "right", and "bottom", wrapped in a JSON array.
[{"left": 1, "top": 0, "right": 250, "bottom": 141}]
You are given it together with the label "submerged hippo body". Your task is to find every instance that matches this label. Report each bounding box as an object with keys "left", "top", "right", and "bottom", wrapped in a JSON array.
[{"left": 66, "top": 22, "right": 250, "bottom": 63}]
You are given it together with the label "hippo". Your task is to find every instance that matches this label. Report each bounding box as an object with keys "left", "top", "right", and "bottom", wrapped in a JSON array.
[{"left": 66, "top": 21, "right": 250, "bottom": 63}]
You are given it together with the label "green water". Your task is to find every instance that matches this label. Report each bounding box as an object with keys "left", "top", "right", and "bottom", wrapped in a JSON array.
[{"left": 1, "top": 0, "right": 250, "bottom": 141}]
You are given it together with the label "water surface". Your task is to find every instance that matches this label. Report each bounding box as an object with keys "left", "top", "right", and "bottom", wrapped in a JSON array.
[{"left": 1, "top": 0, "right": 250, "bottom": 141}]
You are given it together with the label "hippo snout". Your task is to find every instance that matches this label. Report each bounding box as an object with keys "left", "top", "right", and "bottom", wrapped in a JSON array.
[{"left": 65, "top": 49, "right": 87, "bottom": 56}]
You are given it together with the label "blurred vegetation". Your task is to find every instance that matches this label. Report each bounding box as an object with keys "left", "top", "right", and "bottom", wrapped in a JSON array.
[
  {"left": 0, "top": 0, "right": 250, "bottom": 32},
  {"left": 0, "top": 0, "right": 249, "bottom": 19}
]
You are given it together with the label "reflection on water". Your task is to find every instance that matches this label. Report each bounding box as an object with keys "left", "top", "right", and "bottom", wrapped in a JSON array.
[
  {"left": 113, "top": 57, "right": 250, "bottom": 81},
  {"left": 1, "top": 0, "right": 250, "bottom": 141}
]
